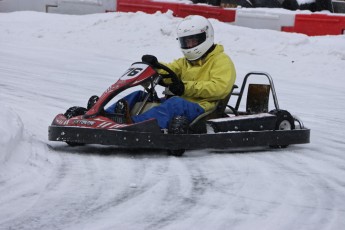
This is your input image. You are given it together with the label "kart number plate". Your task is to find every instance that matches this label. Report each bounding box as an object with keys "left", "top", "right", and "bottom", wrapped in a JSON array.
[{"left": 120, "top": 63, "right": 149, "bottom": 80}]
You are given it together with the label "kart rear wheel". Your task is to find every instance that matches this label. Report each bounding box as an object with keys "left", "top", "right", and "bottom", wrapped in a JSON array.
[
  {"left": 269, "top": 109, "right": 295, "bottom": 148},
  {"left": 167, "top": 116, "right": 189, "bottom": 157},
  {"left": 167, "top": 149, "right": 185, "bottom": 157}
]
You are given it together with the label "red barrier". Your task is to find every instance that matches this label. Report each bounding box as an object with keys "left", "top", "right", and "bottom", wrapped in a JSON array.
[
  {"left": 117, "top": 0, "right": 179, "bottom": 15},
  {"left": 282, "top": 14, "right": 345, "bottom": 36},
  {"left": 117, "top": 0, "right": 236, "bottom": 22},
  {"left": 116, "top": 0, "right": 345, "bottom": 36},
  {"left": 177, "top": 4, "right": 236, "bottom": 22}
]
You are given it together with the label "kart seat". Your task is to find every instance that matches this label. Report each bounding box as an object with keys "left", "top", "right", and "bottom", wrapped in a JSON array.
[
  {"left": 189, "top": 84, "right": 238, "bottom": 132},
  {"left": 246, "top": 84, "right": 270, "bottom": 114}
]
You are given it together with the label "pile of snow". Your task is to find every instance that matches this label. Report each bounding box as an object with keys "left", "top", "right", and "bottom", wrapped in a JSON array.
[
  {"left": 0, "top": 106, "right": 56, "bottom": 225},
  {"left": 0, "top": 106, "right": 24, "bottom": 165}
]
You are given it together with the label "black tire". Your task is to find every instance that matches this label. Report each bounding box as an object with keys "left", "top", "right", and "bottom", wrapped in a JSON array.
[
  {"left": 64, "top": 106, "right": 87, "bottom": 119},
  {"left": 269, "top": 109, "right": 295, "bottom": 148},
  {"left": 270, "top": 109, "right": 295, "bottom": 130},
  {"left": 66, "top": 141, "right": 85, "bottom": 147},
  {"left": 251, "top": 0, "right": 282, "bottom": 8},
  {"left": 233, "top": 0, "right": 254, "bottom": 7},
  {"left": 87, "top": 95, "right": 99, "bottom": 110},
  {"left": 167, "top": 116, "right": 189, "bottom": 156},
  {"left": 282, "top": 0, "right": 299, "bottom": 10},
  {"left": 167, "top": 149, "right": 185, "bottom": 157},
  {"left": 207, "top": 0, "right": 221, "bottom": 6},
  {"left": 192, "top": 0, "right": 207, "bottom": 3}
]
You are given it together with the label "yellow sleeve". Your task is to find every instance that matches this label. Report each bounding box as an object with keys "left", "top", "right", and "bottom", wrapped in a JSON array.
[{"left": 184, "top": 55, "right": 236, "bottom": 100}]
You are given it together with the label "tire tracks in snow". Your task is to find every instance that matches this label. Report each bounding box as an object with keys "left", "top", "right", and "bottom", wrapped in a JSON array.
[
  {"left": 216, "top": 150, "right": 345, "bottom": 230},
  {"left": 144, "top": 153, "right": 252, "bottom": 230}
]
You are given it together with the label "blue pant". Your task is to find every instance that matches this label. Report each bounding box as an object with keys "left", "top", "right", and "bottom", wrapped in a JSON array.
[{"left": 106, "top": 91, "right": 204, "bottom": 129}]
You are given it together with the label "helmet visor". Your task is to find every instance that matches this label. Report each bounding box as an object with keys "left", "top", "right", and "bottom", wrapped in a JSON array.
[{"left": 178, "top": 32, "right": 206, "bottom": 49}]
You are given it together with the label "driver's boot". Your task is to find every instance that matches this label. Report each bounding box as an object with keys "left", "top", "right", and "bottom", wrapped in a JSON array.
[
  {"left": 168, "top": 116, "right": 189, "bottom": 134},
  {"left": 114, "top": 99, "right": 132, "bottom": 124}
]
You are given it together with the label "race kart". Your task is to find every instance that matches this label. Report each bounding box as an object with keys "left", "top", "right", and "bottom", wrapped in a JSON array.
[{"left": 48, "top": 61, "right": 310, "bottom": 156}]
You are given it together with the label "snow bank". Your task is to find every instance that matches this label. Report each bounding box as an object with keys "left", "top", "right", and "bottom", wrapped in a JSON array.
[
  {"left": 0, "top": 105, "right": 58, "bottom": 225},
  {"left": 0, "top": 104, "right": 55, "bottom": 179},
  {"left": 0, "top": 105, "right": 24, "bottom": 164}
]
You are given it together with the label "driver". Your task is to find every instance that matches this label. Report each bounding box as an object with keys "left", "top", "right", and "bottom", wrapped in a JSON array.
[{"left": 105, "top": 15, "right": 236, "bottom": 129}]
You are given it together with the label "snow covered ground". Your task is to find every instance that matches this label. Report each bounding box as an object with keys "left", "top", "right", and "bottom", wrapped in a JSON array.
[{"left": 1, "top": 11, "right": 345, "bottom": 230}]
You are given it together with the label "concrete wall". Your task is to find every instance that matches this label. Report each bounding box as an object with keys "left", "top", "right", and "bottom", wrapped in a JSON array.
[{"left": 0, "top": 0, "right": 116, "bottom": 14}]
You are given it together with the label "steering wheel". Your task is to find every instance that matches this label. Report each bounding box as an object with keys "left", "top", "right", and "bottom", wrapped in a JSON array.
[{"left": 154, "top": 62, "right": 179, "bottom": 87}]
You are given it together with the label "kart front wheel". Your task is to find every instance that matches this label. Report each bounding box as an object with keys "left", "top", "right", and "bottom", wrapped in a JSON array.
[{"left": 66, "top": 141, "right": 85, "bottom": 147}]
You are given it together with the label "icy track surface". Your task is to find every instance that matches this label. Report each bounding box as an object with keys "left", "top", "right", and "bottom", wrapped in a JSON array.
[{"left": 1, "top": 11, "right": 345, "bottom": 230}]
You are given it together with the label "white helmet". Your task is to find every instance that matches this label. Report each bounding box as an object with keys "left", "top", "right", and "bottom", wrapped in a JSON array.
[{"left": 177, "top": 15, "right": 214, "bottom": 61}]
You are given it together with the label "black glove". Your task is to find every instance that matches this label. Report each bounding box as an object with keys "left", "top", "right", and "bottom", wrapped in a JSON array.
[
  {"left": 169, "top": 80, "right": 185, "bottom": 96},
  {"left": 142, "top": 55, "right": 159, "bottom": 67},
  {"left": 158, "top": 78, "right": 168, "bottom": 87}
]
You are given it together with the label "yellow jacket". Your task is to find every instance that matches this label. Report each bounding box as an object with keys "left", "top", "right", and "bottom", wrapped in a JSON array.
[{"left": 164, "top": 44, "right": 236, "bottom": 112}]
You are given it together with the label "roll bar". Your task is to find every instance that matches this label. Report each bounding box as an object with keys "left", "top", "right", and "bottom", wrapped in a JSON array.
[{"left": 234, "top": 72, "right": 280, "bottom": 111}]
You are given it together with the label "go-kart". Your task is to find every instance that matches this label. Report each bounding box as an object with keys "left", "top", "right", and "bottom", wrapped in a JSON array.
[{"left": 48, "top": 61, "right": 310, "bottom": 156}]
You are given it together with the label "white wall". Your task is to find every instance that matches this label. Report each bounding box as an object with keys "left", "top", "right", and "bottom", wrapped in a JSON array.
[{"left": 0, "top": 0, "right": 116, "bottom": 14}]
